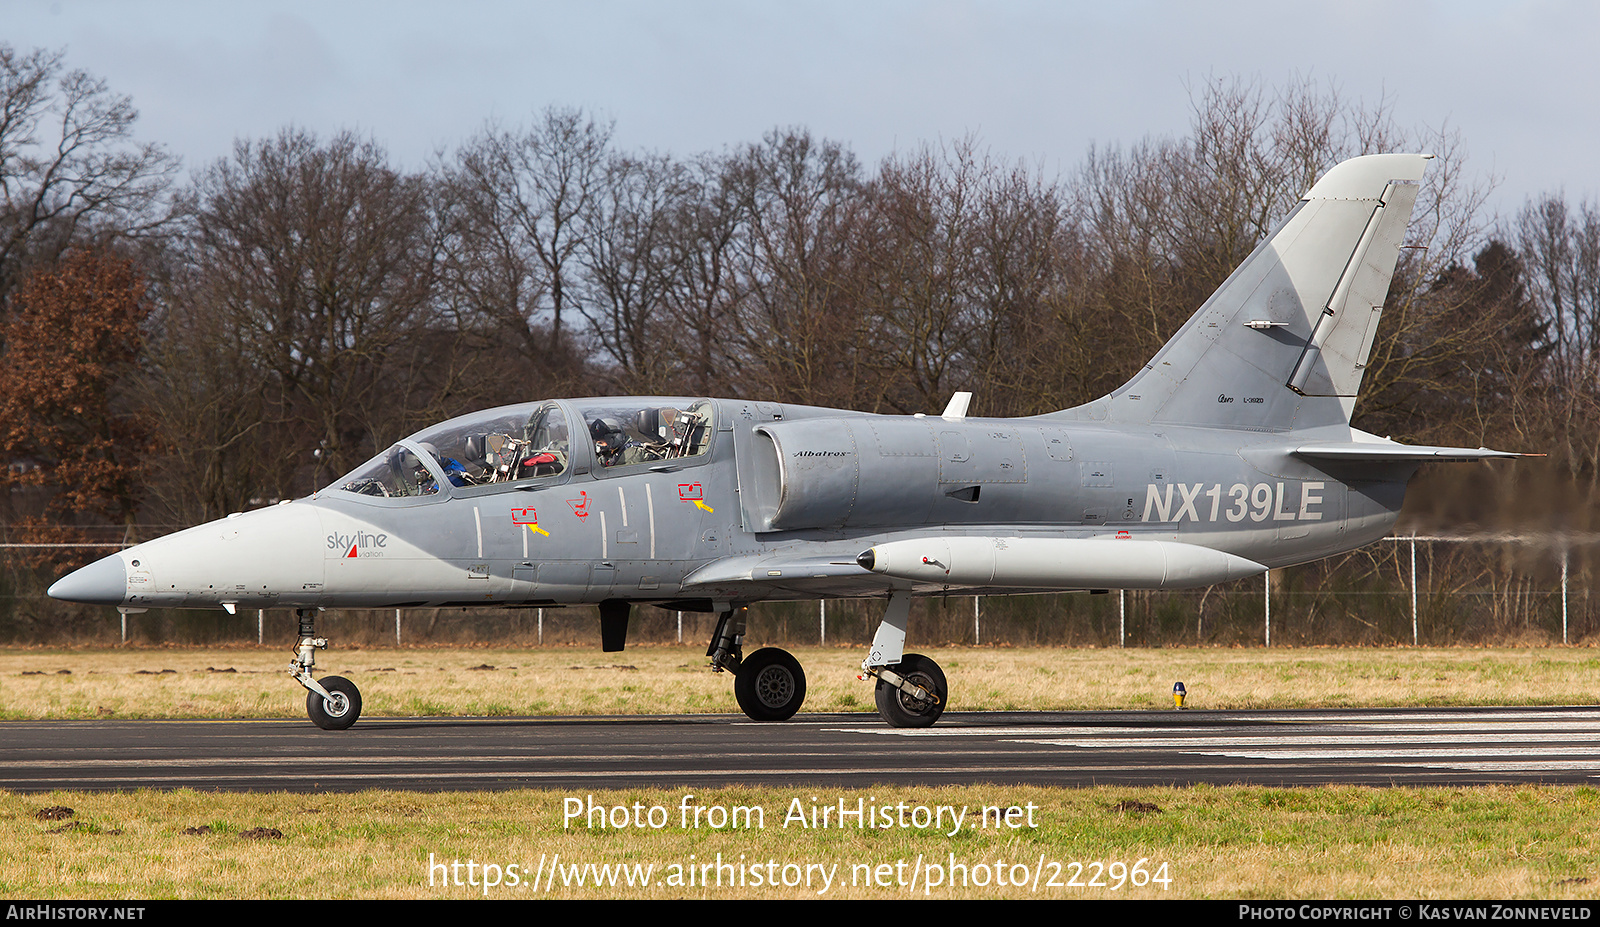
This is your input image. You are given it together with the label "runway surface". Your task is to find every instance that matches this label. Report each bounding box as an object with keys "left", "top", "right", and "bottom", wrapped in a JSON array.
[{"left": 4, "top": 707, "right": 1599, "bottom": 792}]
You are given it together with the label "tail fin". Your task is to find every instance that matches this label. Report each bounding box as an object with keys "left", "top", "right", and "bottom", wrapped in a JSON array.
[{"left": 1070, "top": 153, "right": 1429, "bottom": 431}]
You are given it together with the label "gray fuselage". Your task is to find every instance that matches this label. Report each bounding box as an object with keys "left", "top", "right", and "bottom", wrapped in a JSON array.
[{"left": 71, "top": 396, "right": 1406, "bottom": 614}]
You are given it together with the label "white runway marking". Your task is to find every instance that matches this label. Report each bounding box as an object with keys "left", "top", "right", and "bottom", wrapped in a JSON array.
[
  {"left": 1003, "top": 734, "right": 1600, "bottom": 748},
  {"left": 825, "top": 709, "right": 1600, "bottom": 773}
]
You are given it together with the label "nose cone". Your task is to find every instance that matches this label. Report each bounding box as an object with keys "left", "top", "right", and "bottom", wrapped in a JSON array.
[{"left": 48, "top": 554, "right": 128, "bottom": 606}]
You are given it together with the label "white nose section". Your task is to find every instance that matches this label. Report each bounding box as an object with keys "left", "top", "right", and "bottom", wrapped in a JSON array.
[
  {"left": 49, "top": 502, "right": 330, "bottom": 610},
  {"left": 47, "top": 554, "right": 128, "bottom": 606}
]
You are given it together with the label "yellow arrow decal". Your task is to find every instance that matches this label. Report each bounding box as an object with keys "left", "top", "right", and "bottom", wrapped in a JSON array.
[
  {"left": 694, "top": 500, "right": 714, "bottom": 513},
  {"left": 527, "top": 523, "right": 550, "bottom": 537}
]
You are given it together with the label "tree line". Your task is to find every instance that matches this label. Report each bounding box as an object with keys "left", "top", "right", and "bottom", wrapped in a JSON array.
[{"left": 5, "top": 45, "right": 1600, "bottom": 639}]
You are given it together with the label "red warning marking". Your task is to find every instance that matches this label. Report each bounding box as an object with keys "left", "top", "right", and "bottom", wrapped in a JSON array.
[
  {"left": 510, "top": 507, "right": 538, "bottom": 525},
  {"left": 1115, "top": 530, "right": 1131, "bottom": 540},
  {"left": 568, "top": 491, "right": 590, "bottom": 520},
  {"left": 677, "top": 482, "right": 704, "bottom": 501}
]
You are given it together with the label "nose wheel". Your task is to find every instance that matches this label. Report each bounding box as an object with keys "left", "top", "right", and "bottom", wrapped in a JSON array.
[{"left": 306, "top": 675, "right": 363, "bottom": 730}]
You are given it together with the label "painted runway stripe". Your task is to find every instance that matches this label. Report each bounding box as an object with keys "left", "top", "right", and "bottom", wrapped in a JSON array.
[{"left": 1000, "top": 733, "right": 1600, "bottom": 748}]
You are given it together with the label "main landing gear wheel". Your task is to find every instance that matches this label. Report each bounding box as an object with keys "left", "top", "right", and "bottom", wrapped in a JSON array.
[
  {"left": 306, "top": 675, "right": 362, "bottom": 730},
  {"left": 874, "top": 653, "right": 946, "bottom": 728},
  {"left": 733, "top": 647, "right": 807, "bottom": 721}
]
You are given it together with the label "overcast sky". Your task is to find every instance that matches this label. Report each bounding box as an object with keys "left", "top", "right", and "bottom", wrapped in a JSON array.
[{"left": 8, "top": 0, "right": 1597, "bottom": 222}]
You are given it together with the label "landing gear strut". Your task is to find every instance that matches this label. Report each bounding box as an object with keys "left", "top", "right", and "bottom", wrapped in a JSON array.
[
  {"left": 291, "top": 608, "right": 362, "bottom": 730},
  {"left": 709, "top": 604, "right": 807, "bottom": 722},
  {"left": 860, "top": 590, "right": 948, "bottom": 728}
]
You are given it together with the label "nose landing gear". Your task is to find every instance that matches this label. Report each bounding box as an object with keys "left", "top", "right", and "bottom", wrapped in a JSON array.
[{"left": 290, "top": 608, "right": 363, "bottom": 730}]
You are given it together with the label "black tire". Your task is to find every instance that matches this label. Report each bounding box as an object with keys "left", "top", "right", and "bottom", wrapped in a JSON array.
[
  {"left": 874, "top": 653, "right": 946, "bottom": 728},
  {"left": 306, "top": 675, "right": 362, "bottom": 730},
  {"left": 733, "top": 648, "right": 806, "bottom": 722}
]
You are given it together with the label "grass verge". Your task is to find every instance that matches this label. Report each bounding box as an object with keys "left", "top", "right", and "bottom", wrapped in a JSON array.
[{"left": 3, "top": 785, "right": 1597, "bottom": 899}]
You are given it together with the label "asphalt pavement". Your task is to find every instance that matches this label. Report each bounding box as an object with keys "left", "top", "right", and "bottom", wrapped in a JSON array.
[{"left": 4, "top": 707, "right": 1598, "bottom": 791}]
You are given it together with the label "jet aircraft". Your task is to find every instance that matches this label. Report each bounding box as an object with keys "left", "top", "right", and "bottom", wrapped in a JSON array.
[{"left": 49, "top": 153, "right": 1519, "bottom": 730}]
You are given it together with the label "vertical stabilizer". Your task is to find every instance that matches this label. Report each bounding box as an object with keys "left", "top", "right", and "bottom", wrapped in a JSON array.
[{"left": 1073, "top": 153, "right": 1428, "bottom": 431}]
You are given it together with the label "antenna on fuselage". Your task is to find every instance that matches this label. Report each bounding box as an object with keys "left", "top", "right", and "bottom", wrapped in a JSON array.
[{"left": 941, "top": 392, "right": 972, "bottom": 421}]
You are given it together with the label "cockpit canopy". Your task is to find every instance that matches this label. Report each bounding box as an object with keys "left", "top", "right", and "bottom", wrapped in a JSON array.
[
  {"left": 328, "top": 398, "right": 715, "bottom": 500},
  {"left": 576, "top": 401, "right": 714, "bottom": 470}
]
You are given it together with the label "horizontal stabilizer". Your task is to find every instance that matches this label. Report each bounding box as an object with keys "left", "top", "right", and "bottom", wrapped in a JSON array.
[{"left": 1292, "top": 442, "right": 1523, "bottom": 463}]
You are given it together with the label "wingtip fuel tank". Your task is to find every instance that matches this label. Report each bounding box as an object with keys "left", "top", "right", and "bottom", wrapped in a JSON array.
[{"left": 857, "top": 536, "right": 1267, "bottom": 590}]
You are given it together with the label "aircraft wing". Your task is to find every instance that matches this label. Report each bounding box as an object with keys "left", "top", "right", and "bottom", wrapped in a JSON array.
[
  {"left": 678, "top": 551, "right": 1084, "bottom": 598},
  {"left": 680, "top": 552, "right": 893, "bottom": 597},
  {"left": 1292, "top": 442, "right": 1523, "bottom": 462},
  {"left": 682, "top": 553, "right": 873, "bottom": 585}
]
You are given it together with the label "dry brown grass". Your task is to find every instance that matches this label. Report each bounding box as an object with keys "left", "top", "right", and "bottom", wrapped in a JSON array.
[{"left": 2, "top": 645, "right": 1598, "bottom": 720}]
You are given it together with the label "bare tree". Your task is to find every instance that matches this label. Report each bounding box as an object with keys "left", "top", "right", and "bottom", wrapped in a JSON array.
[
  {"left": 723, "top": 128, "right": 870, "bottom": 407},
  {"left": 578, "top": 151, "right": 692, "bottom": 392},
  {"left": 964, "top": 156, "right": 1076, "bottom": 415},
  {"left": 445, "top": 107, "right": 611, "bottom": 371},
  {"left": 157, "top": 129, "right": 445, "bottom": 506},
  {"left": 1357, "top": 125, "right": 1504, "bottom": 444},
  {"left": 851, "top": 138, "right": 1070, "bottom": 415},
  {"left": 0, "top": 44, "right": 178, "bottom": 309},
  {"left": 654, "top": 153, "right": 750, "bottom": 397},
  {"left": 854, "top": 140, "right": 986, "bottom": 413},
  {"left": 1517, "top": 194, "right": 1600, "bottom": 386}
]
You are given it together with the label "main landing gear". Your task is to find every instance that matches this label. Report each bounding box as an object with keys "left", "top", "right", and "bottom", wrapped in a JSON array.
[
  {"left": 706, "top": 594, "right": 948, "bottom": 728},
  {"left": 859, "top": 590, "right": 947, "bottom": 728},
  {"left": 709, "top": 605, "right": 807, "bottom": 722},
  {"left": 291, "top": 608, "right": 363, "bottom": 730},
  {"left": 871, "top": 653, "right": 946, "bottom": 728}
]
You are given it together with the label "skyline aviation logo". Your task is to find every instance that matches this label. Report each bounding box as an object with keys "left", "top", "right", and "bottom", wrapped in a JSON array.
[{"left": 327, "top": 530, "right": 388, "bottom": 558}]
